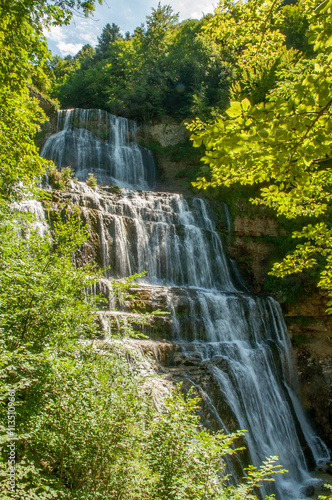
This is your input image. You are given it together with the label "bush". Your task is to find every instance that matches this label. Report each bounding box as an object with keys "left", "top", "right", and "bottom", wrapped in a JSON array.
[
  {"left": 48, "top": 165, "right": 74, "bottom": 190},
  {"left": 86, "top": 172, "right": 97, "bottom": 188}
]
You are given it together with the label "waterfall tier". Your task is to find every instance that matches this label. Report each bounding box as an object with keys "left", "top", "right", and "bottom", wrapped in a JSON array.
[
  {"left": 41, "top": 111, "right": 330, "bottom": 500},
  {"left": 41, "top": 108, "right": 155, "bottom": 189},
  {"left": 68, "top": 186, "right": 235, "bottom": 290}
]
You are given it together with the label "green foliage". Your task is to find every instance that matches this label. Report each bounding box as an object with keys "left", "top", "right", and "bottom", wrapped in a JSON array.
[
  {"left": 0, "top": 0, "right": 103, "bottom": 202},
  {"left": 0, "top": 1, "right": 48, "bottom": 93},
  {"left": 20, "top": 346, "right": 153, "bottom": 499},
  {"left": 0, "top": 88, "right": 50, "bottom": 200},
  {"left": 291, "top": 333, "right": 310, "bottom": 346},
  {"left": 189, "top": 0, "right": 332, "bottom": 304},
  {"left": 51, "top": 0, "right": 315, "bottom": 122},
  {"left": 95, "top": 22, "right": 122, "bottom": 59},
  {"left": 0, "top": 210, "right": 102, "bottom": 351},
  {"left": 198, "top": 0, "right": 300, "bottom": 105},
  {"left": 48, "top": 166, "right": 74, "bottom": 190},
  {"left": 0, "top": 0, "right": 102, "bottom": 95},
  {"left": 277, "top": 2, "right": 312, "bottom": 54},
  {"left": 51, "top": 8, "right": 224, "bottom": 120},
  {"left": 85, "top": 172, "right": 97, "bottom": 188},
  {"left": 319, "top": 483, "right": 332, "bottom": 500}
]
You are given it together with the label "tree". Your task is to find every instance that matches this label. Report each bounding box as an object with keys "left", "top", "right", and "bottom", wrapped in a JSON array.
[
  {"left": 144, "top": 2, "right": 179, "bottom": 52},
  {"left": 0, "top": 0, "right": 102, "bottom": 92},
  {"left": 0, "top": 89, "right": 49, "bottom": 201},
  {"left": 95, "top": 23, "right": 123, "bottom": 58},
  {"left": 188, "top": 0, "right": 332, "bottom": 304},
  {"left": 197, "top": 0, "right": 314, "bottom": 107},
  {"left": 0, "top": 0, "right": 103, "bottom": 201},
  {"left": 277, "top": 1, "right": 313, "bottom": 54}
]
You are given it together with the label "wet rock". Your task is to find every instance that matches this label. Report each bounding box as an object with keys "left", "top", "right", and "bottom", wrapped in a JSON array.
[{"left": 301, "top": 484, "right": 315, "bottom": 497}]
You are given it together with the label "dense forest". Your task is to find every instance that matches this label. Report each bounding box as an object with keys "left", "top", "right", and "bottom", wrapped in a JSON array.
[
  {"left": 49, "top": 0, "right": 314, "bottom": 121},
  {"left": 0, "top": 0, "right": 332, "bottom": 498}
]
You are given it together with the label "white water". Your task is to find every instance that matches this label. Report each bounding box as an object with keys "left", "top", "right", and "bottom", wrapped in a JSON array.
[
  {"left": 14, "top": 199, "right": 49, "bottom": 236},
  {"left": 41, "top": 109, "right": 330, "bottom": 499},
  {"left": 41, "top": 108, "right": 155, "bottom": 189}
]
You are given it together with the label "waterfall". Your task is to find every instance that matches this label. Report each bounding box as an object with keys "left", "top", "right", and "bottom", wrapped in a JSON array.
[
  {"left": 42, "top": 109, "right": 330, "bottom": 500},
  {"left": 41, "top": 108, "right": 155, "bottom": 189}
]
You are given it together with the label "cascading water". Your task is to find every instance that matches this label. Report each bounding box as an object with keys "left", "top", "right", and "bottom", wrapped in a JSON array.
[
  {"left": 42, "top": 108, "right": 330, "bottom": 499},
  {"left": 41, "top": 108, "right": 155, "bottom": 189}
]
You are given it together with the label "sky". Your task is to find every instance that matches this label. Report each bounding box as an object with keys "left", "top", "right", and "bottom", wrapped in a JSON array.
[{"left": 45, "top": 0, "right": 217, "bottom": 56}]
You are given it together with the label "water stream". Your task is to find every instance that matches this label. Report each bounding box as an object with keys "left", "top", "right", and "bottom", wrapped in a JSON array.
[{"left": 41, "top": 108, "right": 330, "bottom": 499}]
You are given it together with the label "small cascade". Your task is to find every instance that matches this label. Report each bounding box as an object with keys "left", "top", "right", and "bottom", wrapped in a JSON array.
[
  {"left": 41, "top": 108, "right": 155, "bottom": 189},
  {"left": 42, "top": 109, "right": 330, "bottom": 500},
  {"left": 14, "top": 199, "right": 49, "bottom": 236},
  {"left": 220, "top": 201, "right": 232, "bottom": 235}
]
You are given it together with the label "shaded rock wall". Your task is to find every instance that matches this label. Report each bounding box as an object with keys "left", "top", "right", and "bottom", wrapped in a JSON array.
[
  {"left": 285, "top": 295, "right": 332, "bottom": 448},
  {"left": 139, "top": 122, "right": 188, "bottom": 148}
]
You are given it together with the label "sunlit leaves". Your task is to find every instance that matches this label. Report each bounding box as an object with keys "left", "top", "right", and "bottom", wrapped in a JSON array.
[
  {"left": 226, "top": 101, "right": 242, "bottom": 118},
  {"left": 0, "top": 1, "right": 104, "bottom": 202},
  {"left": 189, "top": 0, "right": 332, "bottom": 301},
  {"left": 0, "top": 88, "right": 50, "bottom": 200}
]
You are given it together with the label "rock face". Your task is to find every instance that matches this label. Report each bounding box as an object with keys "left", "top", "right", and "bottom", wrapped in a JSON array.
[
  {"left": 227, "top": 201, "right": 285, "bottom": 293},
  {"left": 138, "top": 121, "right": 202, "bottom": 195},
  {"left": 285, "top": 295, "right": 332, "bottom": 449},
  {"left": 139, "top": 122, "right": 189, "bottom": 148}
]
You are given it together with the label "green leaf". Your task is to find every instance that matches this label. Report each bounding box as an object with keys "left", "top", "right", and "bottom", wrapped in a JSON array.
[{"left": 226, "top": 101, "right": 242, "bottom": 118}]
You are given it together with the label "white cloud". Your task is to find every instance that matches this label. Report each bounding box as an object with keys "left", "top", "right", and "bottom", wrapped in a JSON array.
[
  {"left": 58, "top": 41, "right": 84, "bottom": 55},
  {"left": 44, "top": 15, "right": 100, "bottom": 55},
  {"left": 173, "top": 0, "right": 216, "bottom": 20},
  {"left": 45, "top": 0, "right": 217, "bottom": 56},
  {"left": 81, "top": 33, "right": 98, "bottom": 45},
  {"left": 44, "top": 25, "right": 64, "bottom": 43}
]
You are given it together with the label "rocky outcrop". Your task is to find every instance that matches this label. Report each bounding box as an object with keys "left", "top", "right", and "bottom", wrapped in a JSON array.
[
  {"left": 139, "top": 122, "right": 189, "bottom": 148},
  {"left": 228, "top": 204, "right": 284, "bottom": 293},
  {"left": 138, "top": 122, "right": 202, "bottom": 195}
]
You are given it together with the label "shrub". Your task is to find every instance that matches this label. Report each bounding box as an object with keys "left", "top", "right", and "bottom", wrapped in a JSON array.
[
  {"left": 86, "top": 172, "right": 97, "bottom": 188},
  {"left": 48, "top": 165, "right": 74, "bottom": 190}
]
